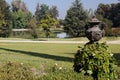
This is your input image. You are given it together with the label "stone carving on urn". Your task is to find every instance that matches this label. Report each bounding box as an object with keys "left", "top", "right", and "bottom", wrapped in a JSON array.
[{"left": 85, "top": 16, "right": 105, "bottom": 43}]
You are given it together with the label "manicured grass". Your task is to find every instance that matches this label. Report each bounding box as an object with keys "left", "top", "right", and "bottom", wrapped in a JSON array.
[
  {"left": 0, "top": 36, "right": 120, "bottom": 41},
  {"left": 0, "top": 38, "right": 30, "bottom": 40},
  {"left": 0, "top": 43, "right": 79, "bottom": 67},
  {"left": 0, "top": 42, "right": 120, "bottom": 80},
  {"left": 33, "top": 37, "right": 120, "bottom": 41}
]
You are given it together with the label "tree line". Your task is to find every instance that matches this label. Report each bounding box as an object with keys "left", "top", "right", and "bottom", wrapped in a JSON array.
[
  {"left": 0, "top": 0, "right": 119, "bottom": 38},
  {"left": 95, "top": 3, "right": 120, "bottom": 36},
  {"left": 64, "top": 0, "right": 120, "bottom": 37},
  {"left": 0, "top": 0, "right": 59, "bottom": 38}
]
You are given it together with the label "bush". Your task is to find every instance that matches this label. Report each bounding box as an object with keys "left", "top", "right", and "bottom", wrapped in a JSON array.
[{"left": 73, "top": 42, "right": 117, "bottom": 80}]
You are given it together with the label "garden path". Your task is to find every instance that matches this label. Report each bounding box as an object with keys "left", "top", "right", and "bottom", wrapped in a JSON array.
[{"left": 0, "top": 40, "right": 120, "bottom": 44}]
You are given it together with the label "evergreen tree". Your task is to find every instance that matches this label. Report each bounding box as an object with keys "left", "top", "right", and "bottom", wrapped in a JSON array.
[
  {"left": 35, "top": 3, "right": 50, "bottom": 25},
  {"left": 40, "top": 4, "right": 49, "bottom": 19},
  {"left": 64, "top": 0, "right": 88, "bottom": 37}
]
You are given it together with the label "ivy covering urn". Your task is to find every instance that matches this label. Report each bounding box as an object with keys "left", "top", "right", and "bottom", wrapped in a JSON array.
[{"left": 73, "top": 16, "right": 117, "bottom": 80}]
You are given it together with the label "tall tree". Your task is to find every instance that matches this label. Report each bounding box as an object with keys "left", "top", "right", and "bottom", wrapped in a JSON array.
[
  {"left": 35, "top": 3, "right": 50, "bottom": 24},
  {"left": 39, "top": 4, "right": 49, "bottom": 19},
  {"left": 96, "top": 4, "right": 110, "bottom": 18},
  {"left": 11, "top": 10, "right": 27, "bottom": 29},
  {"left": 25, "top": 12, "right": 33, "bottom": 26},
  {"left": 11, "top": 0, "right": 28, "bottom": 12},
  {"left": 28, "top": 17, "right": 39, "bottom": 38},
  {"left": 50, "top": 6, "right": 59, "bottom": 19},
  {"left": 11, "top": 0, "right": 31, "bottom": 29},
  {"left": 110, "top": 3, "right": 120, "bottom": 27},
  {"left": 35, "top": 3, "right": 41, "bottom": 25},
  {"left": 64, "top": 0, "right": 88, "bottom": 37},
  {"left": 0, "top": 0, "right": 11, "bottom": 37},
  {"left": 96, "top": 3, "right": 120, "bottom": 27},
  {"left": 0, "top": 10, "right": 4, "bottom": 26},
  {"left": 11, "top": 0, "right": 21, "bottom": 12}
]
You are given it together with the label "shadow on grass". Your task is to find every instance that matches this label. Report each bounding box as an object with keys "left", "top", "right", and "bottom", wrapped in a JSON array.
[
  {"left": 113, "top": 53, "right": 120, "bottom": 66},
  {"left": 0, "top": 47, "right": 73, "bottom": 62}
]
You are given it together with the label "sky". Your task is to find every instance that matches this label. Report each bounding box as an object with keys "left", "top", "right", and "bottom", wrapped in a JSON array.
[{"left": 6, "top": 0, "right": 119, "bottom": 19}]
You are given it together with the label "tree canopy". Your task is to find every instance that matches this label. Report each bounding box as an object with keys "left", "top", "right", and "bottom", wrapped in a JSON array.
[
  {"left": 39, "top": 14, "right": 58, "bottom": 37},
  {"left": 96, "top": 3, "right": 120, "bottom": 27},
  {"left": 50, "top": 6, "right": 59, "bottom": 19},
  {"left": 0, "top": 0, "right": 11, "bottom": 37},
  {"left": 64, "top": 0, "right": 88, "bottom": 37},
  {"left": 0, "top": 0, "right": 119, "bottom": 38}
]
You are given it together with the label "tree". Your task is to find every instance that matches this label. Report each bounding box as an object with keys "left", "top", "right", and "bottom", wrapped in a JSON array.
[
  {"left": 25, "top": 12, "right": 33, "bottom": 24},
  {"left": 28, "top": 17, "right": 38, "bottom": 38},
  {"left": 96, "top": 3, "right": 120, "bottom": 27},
  {"left": 11, "top": 0, "right": 28, "bottom": 12},
  {"left": 0, "top": 0, "right": 11, "bottom": 37},
  {"left": 110, "top": 3, "right": 120, "bottom": 27},
  {"left": 0, "top": 10, "right": 4, "bottom": 26},
  {"left": 0, "top": 10, "right": 5, "bottom": 37},
  {"left": 96, "top": 3, "right": 111, "bottom": 18},
  {"left": 50, "top": 6, "right": 59, "bottom": 19},
  {"left": 40, "top": 4, "right": 49, "bottom": 19},
  {"left": 35, "top": 3, "right": 50, "bottom": 25},
  {"left": 96, "top": 14, "right": 113, "bottom": 36},
  {"left": 64, "top": 0, "right": 88, "bottom": 37},
  {"left": 11, "top": 0, "right": 32, "bottom": 29},
  {"left": 35, "top": 3, "right": 41, "bottom": 25},
  {"left": 39, "top": 14, "right": 58, "bottom": 38},
  {"left": 11, "top": 10, "right": 27, "bottom": 29}
]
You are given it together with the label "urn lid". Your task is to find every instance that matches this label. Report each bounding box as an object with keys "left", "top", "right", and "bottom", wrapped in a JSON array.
[{"left": 88, "top": 16, "right": 101, "bottom": 24}]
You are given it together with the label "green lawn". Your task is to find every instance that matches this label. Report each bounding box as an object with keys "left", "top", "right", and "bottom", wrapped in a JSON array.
[
  {"left": 0, "top": 43, "right": 79, "bottom": 67},
  {"left": 0, "top": 42, "right": 120, "bottom": 80},
  {"left": 33, "top": 36, "right": 120, "bottom": 41},
  {"left": 0, "top": 36, "right": 120, "bottom": 41}
]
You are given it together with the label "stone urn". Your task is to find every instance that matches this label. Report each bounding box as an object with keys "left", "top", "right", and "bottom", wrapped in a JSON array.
[{"left": 85, "top": 16, "right": 105, "bottom": 43}]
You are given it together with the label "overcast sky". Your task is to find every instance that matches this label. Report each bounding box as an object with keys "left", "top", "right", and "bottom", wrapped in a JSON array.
[{"left": 6, "top": 0, "right": 119, "bottom": 19}]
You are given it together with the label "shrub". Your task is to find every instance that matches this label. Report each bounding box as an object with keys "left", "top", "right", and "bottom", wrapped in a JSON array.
[{"left": 73, "top": 42, "right": 117, "bottom": 80}]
